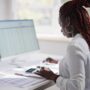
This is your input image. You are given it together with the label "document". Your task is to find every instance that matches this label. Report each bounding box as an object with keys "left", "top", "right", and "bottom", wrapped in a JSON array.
[
  {"left": 0, "top": 72, "right": 13, "bottom": 77},
  {"left": 0, "top": 72, "right": 7, "bottom": 77},
  {"left": 0, "top": 69, "right": 46, "bottom": 89},
  {"left": 0, "top": 77, "right": 46, "bottom": 88}
]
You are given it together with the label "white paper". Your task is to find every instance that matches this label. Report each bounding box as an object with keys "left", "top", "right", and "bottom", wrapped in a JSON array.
[{"left": 0, "top": 77, "right": 46, "bottom": 88}]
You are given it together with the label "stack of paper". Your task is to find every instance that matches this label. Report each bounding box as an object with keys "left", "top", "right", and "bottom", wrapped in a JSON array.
[{"left": 0, "top": 77, "right": 46, "bottom": 88}]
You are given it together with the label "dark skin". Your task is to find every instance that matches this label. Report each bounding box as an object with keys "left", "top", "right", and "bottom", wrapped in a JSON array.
[
  {"left": 43, "top": 57, "right": 58, "bottom": 64},
  {"left": 35, "top": 67, "right": 59, "bottom": 82},
  {"left": 35, "top": 57, "right": 59, "bottom": 82}
]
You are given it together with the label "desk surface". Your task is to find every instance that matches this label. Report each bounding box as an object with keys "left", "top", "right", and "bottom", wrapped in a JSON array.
[
  {"left": 0, "top": 64, "right": 56, "bottom": 90},
  {"left": 0, "top": 51, "right": 61, "bottom": 90},
  {"left": 0, "top": 67, "right": 51, "bottom": 90}
]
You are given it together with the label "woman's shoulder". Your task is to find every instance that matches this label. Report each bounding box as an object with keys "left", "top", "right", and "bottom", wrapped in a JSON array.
[{"left": 68, "top": 34, "right": 89, "bottom": 53}]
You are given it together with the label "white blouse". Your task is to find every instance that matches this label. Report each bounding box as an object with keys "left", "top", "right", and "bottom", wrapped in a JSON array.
[{"left": 56, "top": 34, "right": 90, "bottom": 90}]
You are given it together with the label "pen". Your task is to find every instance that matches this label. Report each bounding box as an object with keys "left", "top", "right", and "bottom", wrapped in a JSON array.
[
  {"left": 15, "top": 73, "right": 36, "bottom": 78},
  {"left": 15, "top": 73, "right": 27, "bottom": 77}
]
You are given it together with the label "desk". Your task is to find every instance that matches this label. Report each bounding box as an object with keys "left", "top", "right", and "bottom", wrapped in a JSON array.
[
  {"left": 0, "top": 82, "right": 54, "bottom": 90},
  {"left": 0, "top": 51, "right": 61, "bottom": 90},
  {"left": 0, "top": 67, "right": 54, "bottom": 90}
]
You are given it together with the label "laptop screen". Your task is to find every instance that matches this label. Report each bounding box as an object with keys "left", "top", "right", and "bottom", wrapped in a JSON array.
[{"left": 0, "top": 20, "right": 39, "bottom": 58}]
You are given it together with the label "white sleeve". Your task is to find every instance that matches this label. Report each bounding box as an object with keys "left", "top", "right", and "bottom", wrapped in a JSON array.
[{"left": 56, "top": 44, "right": 86, "bottom": 90}]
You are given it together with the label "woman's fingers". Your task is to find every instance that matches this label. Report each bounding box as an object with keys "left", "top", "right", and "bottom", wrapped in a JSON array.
[
  {"left": 43, "top": 57, "right": 58, "bottom": 64},
  {"left": 43, "top": 57, "right": 53, "bottom": 63}
]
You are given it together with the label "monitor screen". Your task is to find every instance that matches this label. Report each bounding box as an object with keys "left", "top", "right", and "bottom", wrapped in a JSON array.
[{"left": 0, "top": 20, "right": 39, "bottom": 58}]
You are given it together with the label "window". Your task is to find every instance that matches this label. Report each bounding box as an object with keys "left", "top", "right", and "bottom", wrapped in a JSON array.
[{"left": 13, "top": 0, "right": 63, "bottom": 38}]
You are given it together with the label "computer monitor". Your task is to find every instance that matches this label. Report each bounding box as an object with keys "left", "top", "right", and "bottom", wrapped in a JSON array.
[{"left": 0, "top": 20, "right": 39, "bottom": 58}]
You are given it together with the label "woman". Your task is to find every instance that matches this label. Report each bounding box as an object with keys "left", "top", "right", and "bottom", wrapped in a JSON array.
[{"left": 36, "top": 0, "right": 90, "bottom": 90}]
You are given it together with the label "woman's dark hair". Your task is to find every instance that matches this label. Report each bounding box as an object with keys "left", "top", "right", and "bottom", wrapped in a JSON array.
[{"left": 59, "top": 0, "right": 90, "bottom": 48}]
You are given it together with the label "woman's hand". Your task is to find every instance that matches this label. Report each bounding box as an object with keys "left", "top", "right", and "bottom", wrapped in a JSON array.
[
  {"left": 35, "top": 67, "right": 59, "bottom": 82},
  {"left": 43, "top": 57, "right": 58, "bottom": 64}
]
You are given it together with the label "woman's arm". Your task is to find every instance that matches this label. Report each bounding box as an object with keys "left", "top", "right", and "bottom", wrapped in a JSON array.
[{"left": 56, "top": 45, "right": 86, "bottom": 90}]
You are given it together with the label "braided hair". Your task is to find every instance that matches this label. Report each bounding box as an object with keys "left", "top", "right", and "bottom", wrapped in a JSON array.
[{"left": 59, "top": 0, "right": 90, "bottom": 48}]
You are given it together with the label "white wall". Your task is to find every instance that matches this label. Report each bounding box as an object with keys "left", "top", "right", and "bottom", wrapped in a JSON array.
[
  {"left": 38, "top": 37, "right": 70, "bottom": 56},
  {"left": 0, "top": 0, "right": 14, "bottom": 19}
]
